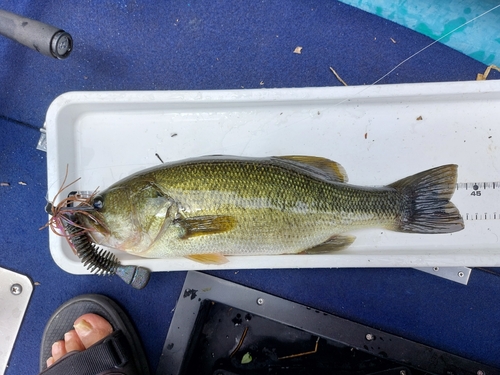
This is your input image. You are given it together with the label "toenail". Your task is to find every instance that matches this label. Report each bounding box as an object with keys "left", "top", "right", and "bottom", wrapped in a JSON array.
[{"left": 74, "top": 319, "right": 93, "bottom": 333}]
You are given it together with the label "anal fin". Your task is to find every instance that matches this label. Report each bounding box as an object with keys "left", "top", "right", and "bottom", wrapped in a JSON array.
[
  {"left": 300, "top": 235, "right": 356, "bottom": 254},
  {"left": 186, "top": 253, "right": 229, "bottom": 265}
]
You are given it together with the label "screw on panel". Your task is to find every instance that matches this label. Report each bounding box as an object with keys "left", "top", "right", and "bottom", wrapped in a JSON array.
[
  {"left": 256, "top": 298, "right": 264, "bottom": 305},
  {"left": 458, "top": 271, "right": 465, "bottom": 278},
  {"left": 433, "top": 267, "right": 439, "bottom": 271},
  {"left": 365, "top": 333, "right": 375, "bottom": 341},
  {"left": 477, "top": 371, "right": 485, "bottom": 375},
  {"left": 11, "top": 284, "right": 22, "bottom": 295},
  {"left": 400, "top": 371, "right": 406, "bottom": 375}
]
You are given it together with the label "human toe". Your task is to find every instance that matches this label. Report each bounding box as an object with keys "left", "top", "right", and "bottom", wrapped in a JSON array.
[
  {"left": 73, "top": 313, "right": 113, "bottom": 348},
  {"left": 46, "top": 329, "right": 85, "bottom": 367},
  {"left": 63, "top": 329, "right": 86, "bottom": 352},
  {"left": 46, "top": 340, "right": 66, "bottom": 368},
  {"left": 46, "top": 314, "right": 112, "bottom": 369}
]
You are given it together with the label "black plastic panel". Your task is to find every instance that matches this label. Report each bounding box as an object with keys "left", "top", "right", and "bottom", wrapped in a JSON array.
[{"left": 157, "top": 272, "right": 499, "bottom": 375}]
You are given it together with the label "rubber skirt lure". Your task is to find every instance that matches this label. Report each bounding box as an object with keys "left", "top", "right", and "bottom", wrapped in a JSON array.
[{"left": 44, "top": 191, "right": 150, "bottom": 289}]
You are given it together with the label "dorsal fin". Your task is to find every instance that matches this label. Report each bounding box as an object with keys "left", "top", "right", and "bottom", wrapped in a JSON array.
[{"left": 276, "top": 155, "right": 348, "bottom": 183}]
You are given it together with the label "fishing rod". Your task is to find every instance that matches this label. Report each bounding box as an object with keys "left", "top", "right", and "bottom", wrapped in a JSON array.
[{"left": 0, "top": 8, "right": 72, "bottom": 59}]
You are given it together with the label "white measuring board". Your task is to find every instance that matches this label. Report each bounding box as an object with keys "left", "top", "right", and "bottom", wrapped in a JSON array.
[{"left": 45, "top": 80, "right": 500, "bottom": 273}]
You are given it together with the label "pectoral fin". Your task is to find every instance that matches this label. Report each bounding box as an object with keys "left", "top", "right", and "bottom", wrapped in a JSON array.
[
  {"left": 186, "top": 253, "right": 229, "bottom": 264},
  {"left": 179, "top": 215, "right": 237, "bottom": 239},
  {"left": 300, "top": 235, "right": 356, "bottom": 254}
]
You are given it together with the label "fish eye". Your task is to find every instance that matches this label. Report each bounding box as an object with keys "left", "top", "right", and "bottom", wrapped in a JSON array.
[{"left": 93, "top": 195, "right": 104, "bottom": 210}]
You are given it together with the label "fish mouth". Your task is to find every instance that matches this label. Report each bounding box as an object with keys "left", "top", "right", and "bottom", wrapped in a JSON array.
[
  {"left": 73, "top": 209, "right": 111, "bottom": 237},
  {"left": 72, "top": 204, "right": 147, "bottom": 252}
]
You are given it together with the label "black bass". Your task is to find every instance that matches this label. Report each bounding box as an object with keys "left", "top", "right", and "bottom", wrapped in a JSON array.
[{"left": 75, "top": 156, "right": 464, "bottom": 264}]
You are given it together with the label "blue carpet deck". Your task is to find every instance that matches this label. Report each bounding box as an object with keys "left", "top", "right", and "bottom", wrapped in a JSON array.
[{"left": 1, "top": 1, "right": 499, "bottom": 373}]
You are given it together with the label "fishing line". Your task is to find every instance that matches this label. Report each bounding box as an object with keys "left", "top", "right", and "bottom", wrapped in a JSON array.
[
  {"left": 334, "top": 3, "right": 500, "bottom": 106},
  {"left": 1, "top": 114, "right": 39, "bottom": 131},
  {"left": 371, "top": 3, "right": 500, "bottom": 86}
]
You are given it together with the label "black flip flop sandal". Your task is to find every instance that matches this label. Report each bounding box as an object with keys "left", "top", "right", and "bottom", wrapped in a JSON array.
[{"left": 39, "top": 294, "right": 149, "bottom": 375}]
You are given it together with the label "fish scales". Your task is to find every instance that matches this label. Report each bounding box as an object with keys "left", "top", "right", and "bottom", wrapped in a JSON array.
[
  {"left": 75, "top": 156, "right": 463, "bottom": 263},
  {"left": 96, "top": 158, "right": 401, "bottom": 255}
]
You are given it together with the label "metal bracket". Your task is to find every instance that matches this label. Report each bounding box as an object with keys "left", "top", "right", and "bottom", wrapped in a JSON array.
[
  {"left": 0, "top": 267, "right": 33, "bottom": 374},
  {"left": 414, "top": 267, "right": 472, "bottom": 285},
  {"left": 36, "top": 124, "right": 47, "bottom": 152}
]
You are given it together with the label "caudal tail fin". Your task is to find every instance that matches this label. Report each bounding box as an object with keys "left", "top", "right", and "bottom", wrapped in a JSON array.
[{"left": 389, "top": 164, "right": 464, "bottom": 234}]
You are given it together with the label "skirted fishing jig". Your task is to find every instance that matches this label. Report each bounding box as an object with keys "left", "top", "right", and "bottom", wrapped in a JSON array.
[{"left": 44, "top": 190, "right": 150, "bottom": 289}]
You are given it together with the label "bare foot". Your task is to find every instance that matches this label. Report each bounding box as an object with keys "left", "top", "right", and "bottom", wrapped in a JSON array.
[{"left": 46, "top": 313, "right": 113, "bottom": 368}]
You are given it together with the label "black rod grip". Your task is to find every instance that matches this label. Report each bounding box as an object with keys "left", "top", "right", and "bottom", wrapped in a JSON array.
[{"left": 0, "top": 8, "right": 72, "bottom": 59}]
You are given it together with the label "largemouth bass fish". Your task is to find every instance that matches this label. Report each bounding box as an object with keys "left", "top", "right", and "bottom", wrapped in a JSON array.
[{"left": 74, "top": 156, "right": 463, "bottom": 264}]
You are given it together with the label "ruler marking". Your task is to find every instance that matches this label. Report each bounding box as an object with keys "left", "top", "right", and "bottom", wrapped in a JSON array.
[
  {"left": 455, "top": 181, "right": 500, "bottom": 190},
  {"left": 455, "top": 181, "right": 500, "bottom": 221},
  {"left": 462, "top": 212, "right": 500, "bottom": 221}
]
